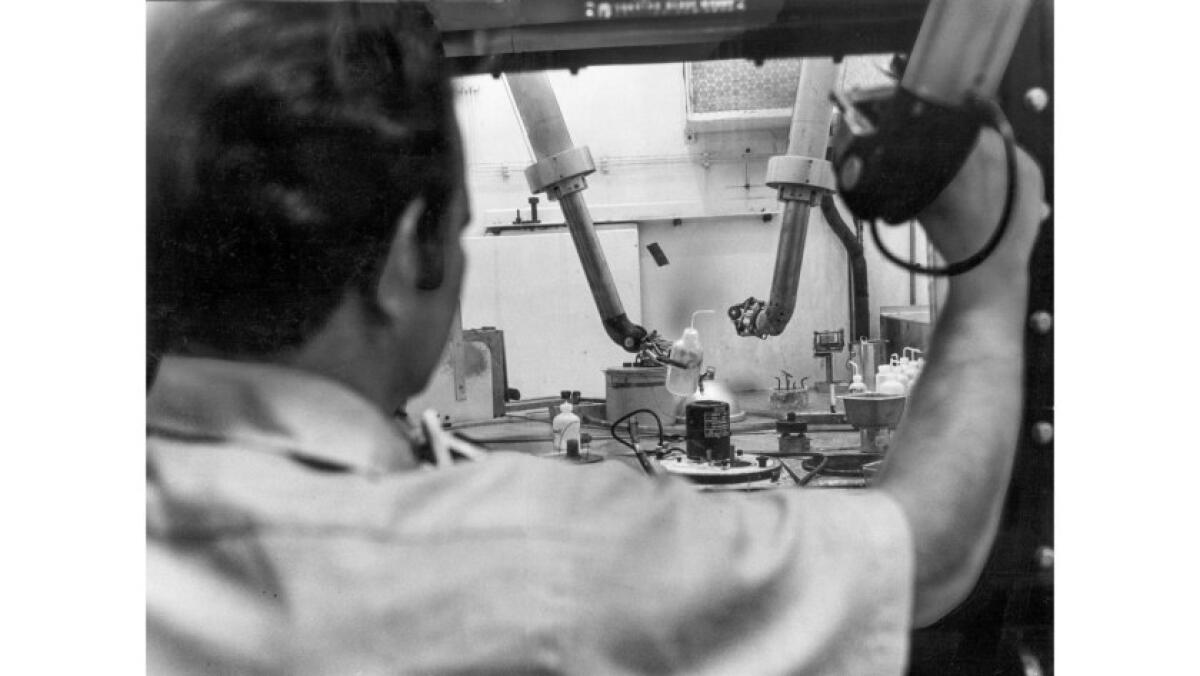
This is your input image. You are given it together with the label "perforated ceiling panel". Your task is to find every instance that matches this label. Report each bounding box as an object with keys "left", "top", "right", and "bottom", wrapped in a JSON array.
[{"left": 688, "top": 58, "right": 803, "bottom": 112}]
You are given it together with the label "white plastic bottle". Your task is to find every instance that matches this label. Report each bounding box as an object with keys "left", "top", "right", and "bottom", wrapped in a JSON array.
[
  {"left": 552, "top": 402, "right": 581, "bottom": 453},
  {"left": 877, "top": 371, "right": 907, "bottom": 396},
  {"left": 910, "top": 358, "right": 926, "bottom": 389},
  {"left": 874, "top": 363, "right": 892, "bottom": 392},
  {"left": 847, "top": 361, "right": 868, "bottom": 394},
  {"left": 888, "top": 356, "right": 911, "bottom": 390},
  {"left": 666, "top": 310, "right": 714, "bottom": 396}
]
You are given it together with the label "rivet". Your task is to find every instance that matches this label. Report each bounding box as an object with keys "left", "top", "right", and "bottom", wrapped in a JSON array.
[
  {"left": 1031, "top": 421, "right": 1054, "bottom": 446},
  {"left": 1024, "top": 87, "right": 1050, "bottom": 112},
  {"left": 1029, "top": 311, "right": 1053, "bottom": 335},
  {"left": 1034, "top": 545, "right": 1054, "bottom": 570}
]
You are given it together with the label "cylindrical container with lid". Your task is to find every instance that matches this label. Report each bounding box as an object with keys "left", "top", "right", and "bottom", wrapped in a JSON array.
[
  {"left": 604, "top": 366, "right": 679, "bottom": 424},
  {"left": 684, "top": 400, "right": 732, "bottom": 464},
  {"left": 851, "top": 339, "right": 889, "bottom": 391}
]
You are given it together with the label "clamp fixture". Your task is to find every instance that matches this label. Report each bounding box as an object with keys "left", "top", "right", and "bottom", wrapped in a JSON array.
[
  {"left": 764, "top": 155, "right": 836, "bottom": 205},
  {"left": 524, "top": 146, "right": 596, "bottom": 201}
]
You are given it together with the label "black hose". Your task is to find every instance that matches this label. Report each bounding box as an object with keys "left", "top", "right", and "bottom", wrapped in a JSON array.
[
  {"left": 776, "top": 453, "right": 828, "bottom": 487},
  {"left": 609, "top": 409, "right": 664, "bottom": 477},
  {"left": 608, "top": 409, "right": 664, "bottom": 450},
  {"left": 796, "top": 453, "right": 828, "bottom": 486},
  {"left": 820, "top": 194, "right": 871, "bottom": 341}
]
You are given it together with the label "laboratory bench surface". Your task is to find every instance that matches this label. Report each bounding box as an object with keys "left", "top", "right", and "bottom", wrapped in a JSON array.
[{"left": 446, "top": 389, "right": 878, "bottom": 490}]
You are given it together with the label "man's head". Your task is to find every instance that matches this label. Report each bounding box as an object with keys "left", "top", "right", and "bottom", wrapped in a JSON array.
[{"left": 147, "top": 1, "right": 468, "bottom": 402}]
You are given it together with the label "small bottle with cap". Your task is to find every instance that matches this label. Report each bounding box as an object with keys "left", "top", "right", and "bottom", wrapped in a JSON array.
[
  {"left": 874, "top": 364, "right": 891, "bottom": 392},
  {"left": 847, "top": 361, "right": 868, "bottom": 394},
  {"left": 552, "top": 402, "right": 581, "bottom": 453},
  {"left": 902, "top": 349, "right": 924, "bottom": 390}
]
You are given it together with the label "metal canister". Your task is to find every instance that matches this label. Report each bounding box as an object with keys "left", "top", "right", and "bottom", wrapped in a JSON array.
[
  {"left": 850, "top": 339, "right": 889, "bottom": 391},
  {"left": 685, "top": 400, "right": 732, "bottom": 464}
]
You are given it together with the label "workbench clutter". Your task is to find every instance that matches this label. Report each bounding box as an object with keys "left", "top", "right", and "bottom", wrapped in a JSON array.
[
  {"left": 873, "top": 349, "right": 926, "bottom": 396},
  {"left": 144, "top": 0, "right": 1056, "bottom": 672}
]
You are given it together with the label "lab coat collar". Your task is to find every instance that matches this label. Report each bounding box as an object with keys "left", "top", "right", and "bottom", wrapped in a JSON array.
[{"left": 148, "top": 356, "right": 417, "bottom": 473}]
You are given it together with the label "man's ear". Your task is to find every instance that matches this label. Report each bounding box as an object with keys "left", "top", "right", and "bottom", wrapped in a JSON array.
[{"left": 376, "top": 197, "right": 434, "bottom": 319}]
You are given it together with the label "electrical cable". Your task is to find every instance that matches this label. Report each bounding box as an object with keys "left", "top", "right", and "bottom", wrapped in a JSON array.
[
  {"left": 776, "top": 453, "right": 828, "bottom": 487},
  {"left": 455, "top": 409, "right": 678, "bottom": 449},
  {"left": 609, "top": 409, "right": 664, "bottom": 476},
  {"left": 751, "top": 443, "right": 861, "bottom": 456},
  {"left": 868, "top": 97, "right": 1018, "bottom": 277},
  {"left": 455, "top": 435, "right": 553, "bottom": 445},
  {"left": 609, "top": 408, "right": 664, "bottom": 453},
  {"left": 795, "top": 453, "right": 828, "bottom": 486},
  {"left": 778, "top": 459, "right": 804, "bottom": 485},
  {"left": 454, "top": 431, "right": 622, "bottom": 445},
  {"left": 749, "top": 448, "right": 814, "bottom": 457}
]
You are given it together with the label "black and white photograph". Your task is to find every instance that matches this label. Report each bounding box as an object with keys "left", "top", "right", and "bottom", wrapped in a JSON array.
[
  {"left": 141, "top": 1, "right": 1055, "bottom": 673},
  {"left": 20, "top": 0, "right": 1198, "bottom": 673}
]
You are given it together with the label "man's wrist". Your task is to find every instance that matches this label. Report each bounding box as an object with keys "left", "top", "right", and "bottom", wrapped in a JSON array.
[{"left": 945, "top": 268, "right": 1029, "bottom": 317}]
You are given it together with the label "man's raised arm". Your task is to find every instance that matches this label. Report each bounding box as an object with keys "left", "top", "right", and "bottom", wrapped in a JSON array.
[{"left": 874, "top": 128, "right": 1046, "bottom": 627}]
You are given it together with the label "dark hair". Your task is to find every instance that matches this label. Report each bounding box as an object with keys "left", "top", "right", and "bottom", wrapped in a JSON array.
[{"left": 147, "top": 1, "right": 457, "bottom": 365}]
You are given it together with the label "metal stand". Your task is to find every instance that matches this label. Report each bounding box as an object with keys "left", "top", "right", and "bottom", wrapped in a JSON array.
[{"left": 813, "top": 328, "right": 848, "bottom": 393}]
